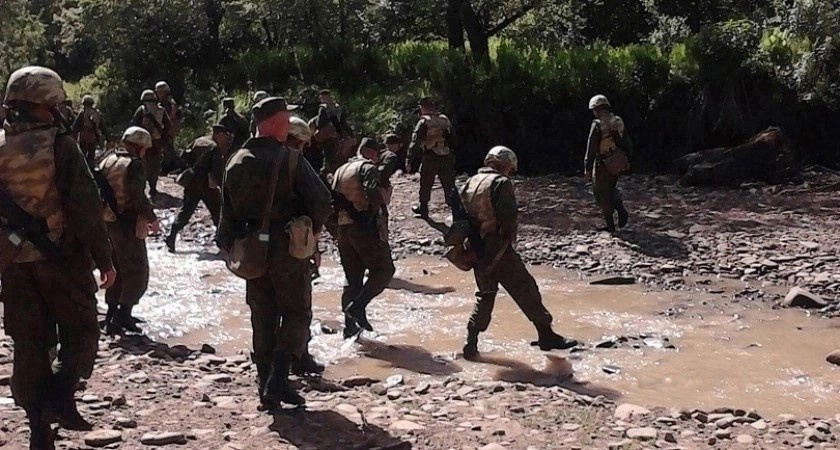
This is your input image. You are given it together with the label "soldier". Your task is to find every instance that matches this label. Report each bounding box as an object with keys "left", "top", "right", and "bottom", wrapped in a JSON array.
[
  {"left": 219, "top": 97, "right": 250, "bottom": 151},
  {"left": 457, "top": 146, "right": 578, "bottom": 360},
  {"left": 407, "top": 97, "right": 456, "bottom": 218},
  {"left": 331, "top": 138, "right": 396, "bottom": 338},
  {"left": 314, "top": 89, "right": 354, "bottom": 178},
  {"left": 584, "top": 95, "right": 631, "bottom": 232},
  {"left": 218, "top": 97, "right": 332, "bottom": 408},
  {"left": 132, "top": 89, "right": 172, "bottom": 196},
  {"left": 0, "top": 66, "right": 116, "bottom": 449},
  {"left": 165, "top": 124, "right": 233, "bottom": 253},
  {"left": 98, "top": 127, "right": 161, "bottom": 334},
  {"left": 57, "top": 98, "right": 77, "bottom": 131},
  {"left": 249, "top": 90, "right": 269, "bottom": 137},
  {"left": 154, "top": 81, "right": 182, "bottom": 173},
  {"left": 72, "top": 94, "right": 104, "bottom": 165},
  {"left": 383, "top": 133, "right": 405, "bottom": 176}
]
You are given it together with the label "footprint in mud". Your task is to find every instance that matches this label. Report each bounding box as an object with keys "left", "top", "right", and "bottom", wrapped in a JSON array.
[{"left": 356, "top": 337, "right": 462, "bottom": 376}]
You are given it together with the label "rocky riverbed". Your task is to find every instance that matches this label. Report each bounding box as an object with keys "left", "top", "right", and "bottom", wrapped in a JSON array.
[{"left": 0, "top": 167, "right": 838, "bottom": 449}]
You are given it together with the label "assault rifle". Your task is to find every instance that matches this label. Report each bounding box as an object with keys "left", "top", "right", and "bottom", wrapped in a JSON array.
[{"left": 0, "top": 184, "right": 61, "bottom": 263}]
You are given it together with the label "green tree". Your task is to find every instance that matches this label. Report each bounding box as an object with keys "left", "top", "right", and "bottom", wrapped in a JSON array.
[{"left": 0, "top": 0, "right": 47, "bottom": 81}]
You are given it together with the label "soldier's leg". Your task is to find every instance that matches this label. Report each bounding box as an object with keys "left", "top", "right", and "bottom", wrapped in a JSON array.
[
  {"left": 415, "top": 155, "right": 436, "bottom": 216},
  {"left": 437, "top": 155, "right": 457, "bottom": 210},
  {"left": 202, "top": 189, "right": 223, "bottom": 227},
  {"left": 337, "top": 227, "right": 365, "bottom": 337},
  {"left": 112, "top": 229, "right": 150, "bottom": 330},
  {"left": 104, "top": 227, "right": 124, "bottom": 333},
  {"left": 166, "top": 193, "right": 200, "bottom": 252},
  {"left": 143, "top": 142, "right": 164, "bottom": 196},
  {"left": 495, "top": 247, "right": 577, "bottom": 350},
  {"left": 245, "top": 277, "right": 280, "bottom": 401},
  {"left": 593, "top": 165, "right": 616, "bottom": 231},
  {"left": 355, "top": 230, "right": 395, "bottom": 309},
  {"left": 611, "top": 176, "right": 629, "bottom": 228},
  {"left": 271, "top": 259, "right": 312, "bottom": 360},
  {"left": 464, "top": 264, "right": 500, "bottom": 359}
]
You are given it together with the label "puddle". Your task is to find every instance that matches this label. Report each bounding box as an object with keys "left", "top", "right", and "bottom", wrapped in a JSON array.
[{"left": 124, "top": 243, "right": 838, "bottom": 417}]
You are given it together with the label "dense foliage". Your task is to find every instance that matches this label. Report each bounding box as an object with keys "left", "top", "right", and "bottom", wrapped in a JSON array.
[{"left": 3, "top": 0, "right": 840, "bottom": 172}]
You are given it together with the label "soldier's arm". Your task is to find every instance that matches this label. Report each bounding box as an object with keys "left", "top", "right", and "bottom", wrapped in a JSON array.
[
  {"left": 316, "top": 106, "right": 330, "bottom": 128},
  {"left": 584, "top": 121, "right": 600, "bottom": 174},
  {"left": 132, "top": 107, "right": 143, "bottom": 126},
  {"left": 124, "top": 160, "right": 157, "bottom": 222},
  {"left": 359, "top": 163, "right": 383, "bottom": 210},
  {"left": 72, "top": 114, "right": 83, "bottom": 134},
  {"left": 408, "top": 119, "right": 427, "bottom": 160},
  {"left": 54, "top": 135, "right": 114, "bottom": 272},
  {"left": 217, "top": 160, "right": 242, "bottom": 252},
  {"left": 492, "top": 178, "right": 518, "bottom": 242},
  {"left": 378, "top": 151, "right": 399, "bottom": 182},
  {"left": 293, "top": 154, "right": 332, "bottom": 233}
]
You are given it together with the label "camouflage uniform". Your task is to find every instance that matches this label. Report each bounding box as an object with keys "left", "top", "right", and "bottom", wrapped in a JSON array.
[
  {"left": 159, "top": 94, "right": 182, "bottom": 173},
  {"left": 132, "top": 97, "right": 172, "bottom": 195},
  {"left": 218, "top": 136, "right": 331, "bottom": 404},
  {"left": 331, "top": 156, "right": 395, "bottom": 336},
  {"left": 0, "top": 67, "right": 114, "bottom": 448},
  {"left": 460, "top": 163, "right": 576, "bottom": 358},
  {"left": 584, "top": 112, "right": 632, "bottom": 231},
  {"left": 409, "top": 111, "right": 456, "bottom": 215},
  {"left": 167, "top": 135, "right": 227, "bottom": 248},
  {"left": 314, "top": 101, "right": 352, "bottom": 177},
  {"left": 73, "top": 104, "right": 104, "bottom": 164},
  {"left": 97, "top": 151, "right": 156, "bottom": 312}
]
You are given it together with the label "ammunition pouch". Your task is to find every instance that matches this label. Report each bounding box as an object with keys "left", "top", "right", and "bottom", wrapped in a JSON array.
[
  {"left": 286, "top": 216, "right": 316, "bottom": 260},
  {"left": 445, "top": 242, "right": 478, "bottom": 272},
  {"left": 604, "top": 149, "right": 629, "bottom": 176}
]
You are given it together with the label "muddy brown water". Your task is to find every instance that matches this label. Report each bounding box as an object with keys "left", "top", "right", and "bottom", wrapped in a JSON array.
[{"left": 116, "top": 242, "right": 840, "bottom": 418}]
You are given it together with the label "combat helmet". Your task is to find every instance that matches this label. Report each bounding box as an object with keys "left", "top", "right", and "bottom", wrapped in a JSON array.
[
  {"left": 253, "top": 90, "right": 269, "bottom": 103},
  {"left": 588, "top": 95, "right": 610, "bottom": 110},
  {"left": 288, "top": 116, "right": 312, "bottom": 144},
  {"left": 122, "top": 126, "right": 152, "bottom": 149},
  {"left": 82, "top": 94, "right": 95, "bottom": 106},
  {"left": 484, "top": 146, "right": 518, "bottom": 172},
  {"left": 154, "top": 81, "right": 170, "bottom": 92},
  {"left": 3, "top": 66, "right": 66, "bottom": 107},
  {"left": 141, "top": 90, "right": 157, "bottom": 102}
]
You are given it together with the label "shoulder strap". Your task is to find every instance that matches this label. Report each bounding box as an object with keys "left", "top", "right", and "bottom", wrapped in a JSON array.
[{"left": 259, "top": 150, "right": 284, "bottom": 234}]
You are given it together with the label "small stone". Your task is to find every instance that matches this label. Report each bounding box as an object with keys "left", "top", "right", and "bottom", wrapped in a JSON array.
[
  {"left": 384, "top": 374, "right": 404, "bottom": 389},
  {"left": 782, "top": 287, "right": 827, "bottom": 309},
  {"left": 680, "top": 430, "right": 696, "bottom": 439},
  {"left": 414, "top": 383, "right": 431, "bottom": 395},
  {"left": 370, "top": 384, "right": 388, "bottom": 396},
  {"left": 608, "top": 440, "right": 633, "bottom": 449},
  {"left": 390, "top": 420, "right": 425, "bottom": 433},
  {"left": 751, "top": 420, "right": 768, "bottom": 431},
  {"left": 715, "top": 429, "right": 732, "bottom": 440},
  {"left": 562, "top": 423, "right": 581, "bottom": 432},
  {"left": 614, "top": 404, "right": 651, "bottom": 421},
  {"left": 126, "top": 371, "right": 149, "bottom": 384},
  {"left": 736, "top": 434, "right": 755, "bottom": 444},
  {"left": 386, "top": 390, "right": 402, "bottom": 400},
  {"left": 827, "top": 350, "right": 840, "bottom": 366},
  {"left": 140, "top": 432, "right": 188, "bottom": 446},
  {"left": 626, "top": 427, "right": 657, "bottom": 441},
  {"left": 84, "top": 430, "right": 123, "bottom": 447},
  {"left": 456, "top": 386, "right": 476, "bottom": 397},
  {"left": 200, "top": 344, "right": 216, "bottom": 354},
  {"left": 0, "top": 373, "right": 9, "bottom": 386},
  {"left": 663, "top": 431, "right": 678, "bottom": 443},
  {"left": 480, "top": 444, "right": 507, "bottom": 450},
  {"left": 81, "top": 394, "right": 100, "bottom": 404},
  {"left": 203, "top": 374, "right": 232, "bottom": 383},
  {"left": 341, "top": 376, "right": 380, "bottom": 388},
  {"left": 778, "top": 413, "right": 797, "bottom": 424},
  {"left": 115, "top": 418, "right": 137, "bottom": 429}
]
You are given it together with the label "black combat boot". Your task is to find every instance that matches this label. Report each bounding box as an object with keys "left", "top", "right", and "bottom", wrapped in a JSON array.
[
  {"left": 599, "top": 215, "right": 616, "bottom": 233},
  {"left": 535, "top": 325, "right": 579, "bottom": 351},
  {"left": 462, "top": 330, "right": 480, "bottom": 361},
  {"left": 28, "top": 413, "right": 56, "bottom": 450},
  {"left": 343, "top": 315, "right": 361, "bottom": 340},
  {"left": 44, "top": 374, "right": 93, "bottom": 431},
  {"left": 164, "top": 233, "right": 178, "bottom": 253},
  {"left": 262, "top": 351, "right": 305, "bottom": 407},
  {"left": 411, "top": 204, "right": 428, "bottom": 218},
  {"left": 344, "top": 298, "right": 373, "bottom": 332},
  {"left": 617, "top": 206, "right": 629, "bottom": 229},
  {"left": 290, "top": 351, "right": 325, "bottom": 377},
  {"left": 115, "top": 305, "right": 142, "bottom": 333},
  {"left": 102, "top": 303, "right": 118, "bottom": 332}
]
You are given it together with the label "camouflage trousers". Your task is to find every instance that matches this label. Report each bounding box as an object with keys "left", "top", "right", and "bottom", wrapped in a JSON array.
[
  {"left": 419, "top": 153, "right": 456, "bottom": 208},
  {"left": 469, "top": 235, "right": 553, "bottom": 334},
  {"left": 246, "top": 246, "right": 313, "bottom": 380},
  {"left": 0, "top": 261, "right": 99, "bottom": 414},
  {"left": 105, "top": 222, "right": 149, "bottom": 307},
  {"left": 171, "top": 187, "right": 222, "bottom": 235},
  {"left": 592, "top": 162, "right": 626, "bottom": 218},
  {"left": 337, "top": 224, "right": 395, "bottom": 322},
  {"left": 143, "top": 139, "right": 165, "bottom": 194}
]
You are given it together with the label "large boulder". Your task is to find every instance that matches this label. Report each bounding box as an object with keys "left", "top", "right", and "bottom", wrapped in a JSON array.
[{"left": 676, "top": 127, "right": 799, "bottom": 187}]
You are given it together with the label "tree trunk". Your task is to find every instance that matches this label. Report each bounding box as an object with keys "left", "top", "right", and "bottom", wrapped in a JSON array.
[
  {"left": 204, "top": 0, "right": 225, "bottom": 65},
  {"left": 460, "top": 1, "right": 490, "bottom": 66},
  {"left": 446, "top": 0, "right": 465, "bottom": 49}
]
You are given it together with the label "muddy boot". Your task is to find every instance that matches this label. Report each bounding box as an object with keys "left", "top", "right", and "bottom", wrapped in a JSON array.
[
  {"left": 29, "top": 414, "right": 55, "bottom": 450},
  {"left": 617, "top": 206, "right": 629, "bottom": 229},
  {"left": 535, "top": 326, "right": 579, "bottom": 351},
  {"left": 253, "top": 356, "right": 272, "bottom": 410},
  {"left": 411, "top": 203, "right": 428, "bottom": 218},
  {"left": 344, "top": 299, "right": 373, "bottom": 332},
  {"left": 262, "top": 352, "right": 305, "bottom": 407},
  {"left": 165, "top": 233, "right": 177, "bottom": 253},
  {"left": 290, "top": 352, "right": 325, "bottom": 377},
  {"left": 44, "top": 375, "right": 93, "bottom": 432},
  {"left": 598, "top": 214, "right": 616, "bottom": 233},
  {"left": 115, "top": 305, "right": 142, "bottom": 333},
  {"left": 462, "top": 330, "right": 480, "bottom": 361},
  {"left": 101, "top": 303, "right": 118, "bottom": 331},
  {"left": 343, "top": 316, "right": 361, "bottom": 340}
]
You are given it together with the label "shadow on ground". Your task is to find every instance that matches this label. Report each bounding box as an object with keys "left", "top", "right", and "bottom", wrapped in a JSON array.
[
  {"left": 357, "top": 338, "right": 462, "bottom": 376},
  {"left": 387, "top": 277, "right": 456, "bottom": 295},
  {"left": 271, "top": 409, "right": 411, "bottom": 450}
]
